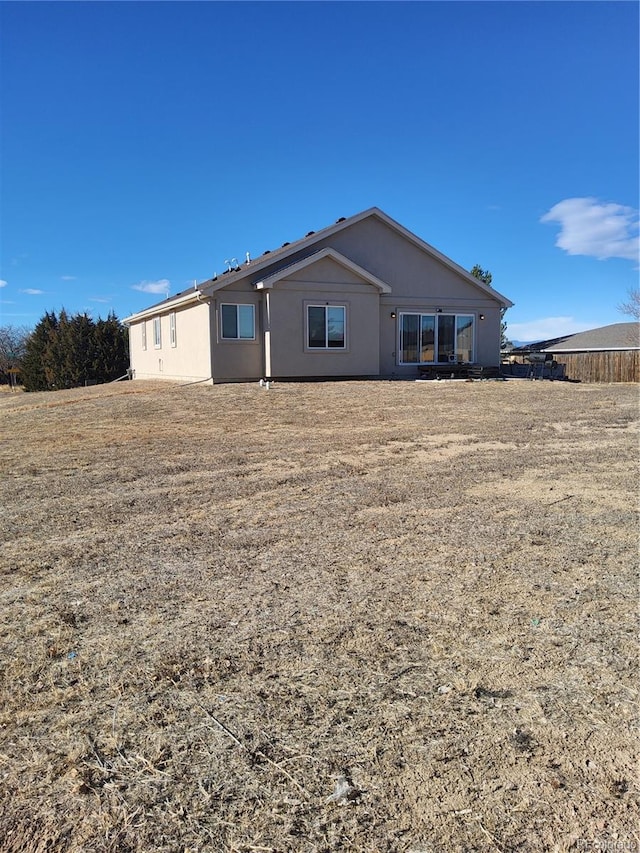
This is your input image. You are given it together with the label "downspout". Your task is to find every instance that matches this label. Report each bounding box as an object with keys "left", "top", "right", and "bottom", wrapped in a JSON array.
[{"left": 264, "top": 290, "right": 272, "bottom": 382}]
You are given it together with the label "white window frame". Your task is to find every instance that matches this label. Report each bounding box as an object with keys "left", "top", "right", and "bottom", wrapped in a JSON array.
[
  {"left": 398, "top": 312, "right": 475, "bottom": 365},
  {"left": 169, "top": 312, "right": 177, "bottom": 347},
  {"left": 153, "top": 316, "right": 162, "bottom": 349},
  {"left": 220, "top": 303, "right": 255, "bottom": 340},
  {"left": 141, "top": 321, "right": 147, "bottom": 351},
  {"left": 306, "top": 304, "right": 347, "bottom": 351}
]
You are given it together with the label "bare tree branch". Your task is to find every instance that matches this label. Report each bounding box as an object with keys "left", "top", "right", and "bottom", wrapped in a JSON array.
[{"left": 618, "top": 287, "right": 640, "bottom": 321}]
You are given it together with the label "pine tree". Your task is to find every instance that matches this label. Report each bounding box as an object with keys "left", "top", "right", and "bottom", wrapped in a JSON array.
[
  {"left": 66, "top": 312, "right": 96, "bottom": 386},
  {"left": 93, "top": 313, "right": 128, "bottom": 382},
  {"left": 43, "top": 309, "right": 70, "bottom": 388},
  {"left": 21, "top": 310, "right": 129, "bottom": 391},
  {"left": 470, "top": 264, "right": 511, "bottom": 349},
  {"left": 21, "top": 311, "right": 59, "bottom": 391}
]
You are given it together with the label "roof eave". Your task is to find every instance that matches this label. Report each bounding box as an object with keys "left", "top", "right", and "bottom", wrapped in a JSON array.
[
  {"left": 198, "top": 209, "right": 383, "bottom": 295},
  {"left": 200, "top": 206, "right": 512, "bottom": 306},
  {"left": 123, "top": 289, "right": 207, "bottom": 324},
  {"left": 254, "top": 247, "right": 393, "bottom": 294},
  {"left": 543, "top": 346, "right": 640, "bottom": 353},
  {"left": 367, "top": 208, "right": 514, "bottom": 307}
]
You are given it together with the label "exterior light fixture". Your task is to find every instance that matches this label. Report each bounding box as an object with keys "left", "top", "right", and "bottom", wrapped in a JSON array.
[
  {"left": 436, "top": 308, "right": 443, "bottom": 313},
  {"left": 479, "top": 314, "right": 485, "bottom": 320},
  {"left": 390, "top": 312, "right": 396, "bottom": 319}
]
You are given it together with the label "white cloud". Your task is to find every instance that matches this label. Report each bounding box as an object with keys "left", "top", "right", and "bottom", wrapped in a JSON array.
[
  {"left": 0, "top": 280, "right": 7, "bottom": 288},
  {"left": 60, "top": 275, "right": 77, "bottom": 281},
  {"left": 508, "top": 316, "right": 596, "bottom": 342},
  {"left": 89, "top": 297, "right": 111, "bottom": 303},
  {"left": 20, "top": 288, "right": 44, "bottom": 295},
  {"left": 541, "top": 197, "right": 639, "bottom": 262},
  {"left": 132, "top": 279, "right": 171, "bottom": 295}
]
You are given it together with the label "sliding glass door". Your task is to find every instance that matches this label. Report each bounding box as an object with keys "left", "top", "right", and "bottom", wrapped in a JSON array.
[{"left": 400, "top": 313, "right": 475, "bottom": 364}]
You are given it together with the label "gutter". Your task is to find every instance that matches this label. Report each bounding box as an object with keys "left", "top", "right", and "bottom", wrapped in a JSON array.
[
  {"left": 123, "top": 289, "right": 208, "bottom": 325},
  {"left": 543, "top": 347, "right": 640, "bottom": 353}
]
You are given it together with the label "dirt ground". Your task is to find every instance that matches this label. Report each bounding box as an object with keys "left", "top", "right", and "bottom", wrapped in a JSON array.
[{"left": 0, "top": 378, "right": 638, "bottom": 853}]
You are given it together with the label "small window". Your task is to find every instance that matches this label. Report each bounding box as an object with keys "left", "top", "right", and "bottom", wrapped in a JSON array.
[
  {"left": 221, "top": 304, "right": 255, "bottom": 340},
  {"left": 169, "top": 312, "right": 176, "bottom": 347},
  {"left": 307, "top": 305, "right": 346, "bottom": 349},
  {"left": 153, "top": 316, "right": 162, "bottom": 348},
  {"left": 141, "top": 321, "right": 147, "bottom": 351}
]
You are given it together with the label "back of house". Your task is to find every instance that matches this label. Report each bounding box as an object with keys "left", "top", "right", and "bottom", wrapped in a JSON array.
[{"left": 124, "top": 207, "right": 512, "bottom": 383}]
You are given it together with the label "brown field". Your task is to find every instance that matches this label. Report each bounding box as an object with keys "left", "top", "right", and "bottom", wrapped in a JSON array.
[{"left": 0, "top": 379, "right": 638, "bottom": 853}]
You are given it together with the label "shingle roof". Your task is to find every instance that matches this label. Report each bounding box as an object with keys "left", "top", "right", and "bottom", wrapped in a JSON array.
[
  {"left": 542, "top": 323, "right": 640, "bottom": 352},
  {"left": 124, "top": 206, "right": 513, "bottom": 322},
  {"left": 139, "top": 213, "right": 359, "bottom": 313}
]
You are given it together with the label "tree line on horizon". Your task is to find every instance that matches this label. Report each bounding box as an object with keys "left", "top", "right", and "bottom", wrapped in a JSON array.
[{"left": 0, "top": 310, "right": 129, "bottom": 391}]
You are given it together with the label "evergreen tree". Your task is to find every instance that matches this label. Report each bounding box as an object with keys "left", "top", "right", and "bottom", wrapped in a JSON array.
[
  {"left": 470, "top": 264, "right": 511, "bottom": 349},
  {"left": 65, "top": 312, "right": 96, "bottom": 386},
  {"left": 93, "top": 313, "right": 129, "bottom": 382},
  {"left": 470, "top": 264, "right": 492, "bottom": 287},
  {"left": 43, "top": 309, "right": 71, "bottom": 388},
  {"left": 21, "top": 311, "right": 59, "bottom": 391},
  {"left": 21, "top": 310, "right": 129, "bottom": 391}
]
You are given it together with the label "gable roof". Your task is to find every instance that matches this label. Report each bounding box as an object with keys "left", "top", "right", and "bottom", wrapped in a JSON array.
[
  {"left": 201, "top": 207, "right": 512, "bottom": 305},
  {"left": 542, "top": 323, "right": 640, "bottom": 352},
  {"left": 124, "top": 207, "right": 512, "bottom": 323},
  {"left": 253, "top": 248, "right": 392, "bottom": 293}
]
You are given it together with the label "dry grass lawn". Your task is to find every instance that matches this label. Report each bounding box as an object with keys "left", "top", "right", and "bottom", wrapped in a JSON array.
[{"left": 0, "top": 378, "right": 638, "bottom": 853}]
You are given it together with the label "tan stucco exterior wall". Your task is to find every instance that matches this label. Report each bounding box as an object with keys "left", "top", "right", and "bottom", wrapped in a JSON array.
[
  {"left": 316, "top": 217, "right": 503, "bottom": 372},
  {"left": 209, "top": 292, "right": 263, "bottom": 381},
  {"left": 233, "top": 216, "right": 503, "bottom": 372},
  {"left": 128, "top": 300, "right": 212, "bottom": 382},
  {"left": 127, "top": 211, "right": 507, "bottom": 382},
  {"left": 266, "top": 257, "right": 381, "bottom": 377}
]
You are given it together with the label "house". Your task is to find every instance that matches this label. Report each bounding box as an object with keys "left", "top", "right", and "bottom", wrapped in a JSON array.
[
  {"left": 123, "top": 207, "right": 513, "bottom": 383},
  {"left": 541, "top": 323, "right": 640, "bottom": 355},
  {"left": 541, "top": 322, "right": 640, "bottom": 383}
]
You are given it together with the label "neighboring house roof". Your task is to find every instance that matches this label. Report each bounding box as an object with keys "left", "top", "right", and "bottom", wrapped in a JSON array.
[
  {"left": 542, "top": 323, "right": 640, "bottom": 352},
  {"left": 509, "top": 335, "right": 572, "bottom": 353},
  {"left": 123, "top": 207, "right": 512, "bottom": 323}
]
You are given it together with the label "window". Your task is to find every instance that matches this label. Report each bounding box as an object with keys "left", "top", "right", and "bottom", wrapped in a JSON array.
[
  {"left": 141, "top": 321, "right": 147, "bottom": 351},
  {"left": 169, "top": 312, "right": 176, "bottom": 347},
  {"left": 307, "top": 305, "right": 346, "bottom": 349},
  {"left": 400, "top": 313, "right": 474, "bottom": 363},
  {"left": 221, "top": 304, "right": 255, "bottom": 340},
  {"left": 455, "top": 315, "right": 474, "bottom": 363},
  {"left": 153, "top": 317, "right": 162, "bottom": 349}
]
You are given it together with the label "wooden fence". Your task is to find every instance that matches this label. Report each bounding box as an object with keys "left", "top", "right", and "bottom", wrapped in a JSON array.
[{"left": 557, "top": 351, "right": 639, "bottom": 383}]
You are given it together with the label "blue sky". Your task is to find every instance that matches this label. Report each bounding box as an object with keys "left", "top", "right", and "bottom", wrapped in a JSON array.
[{"left": 1, "top": 0, "right": 638, "bottom": 342}]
